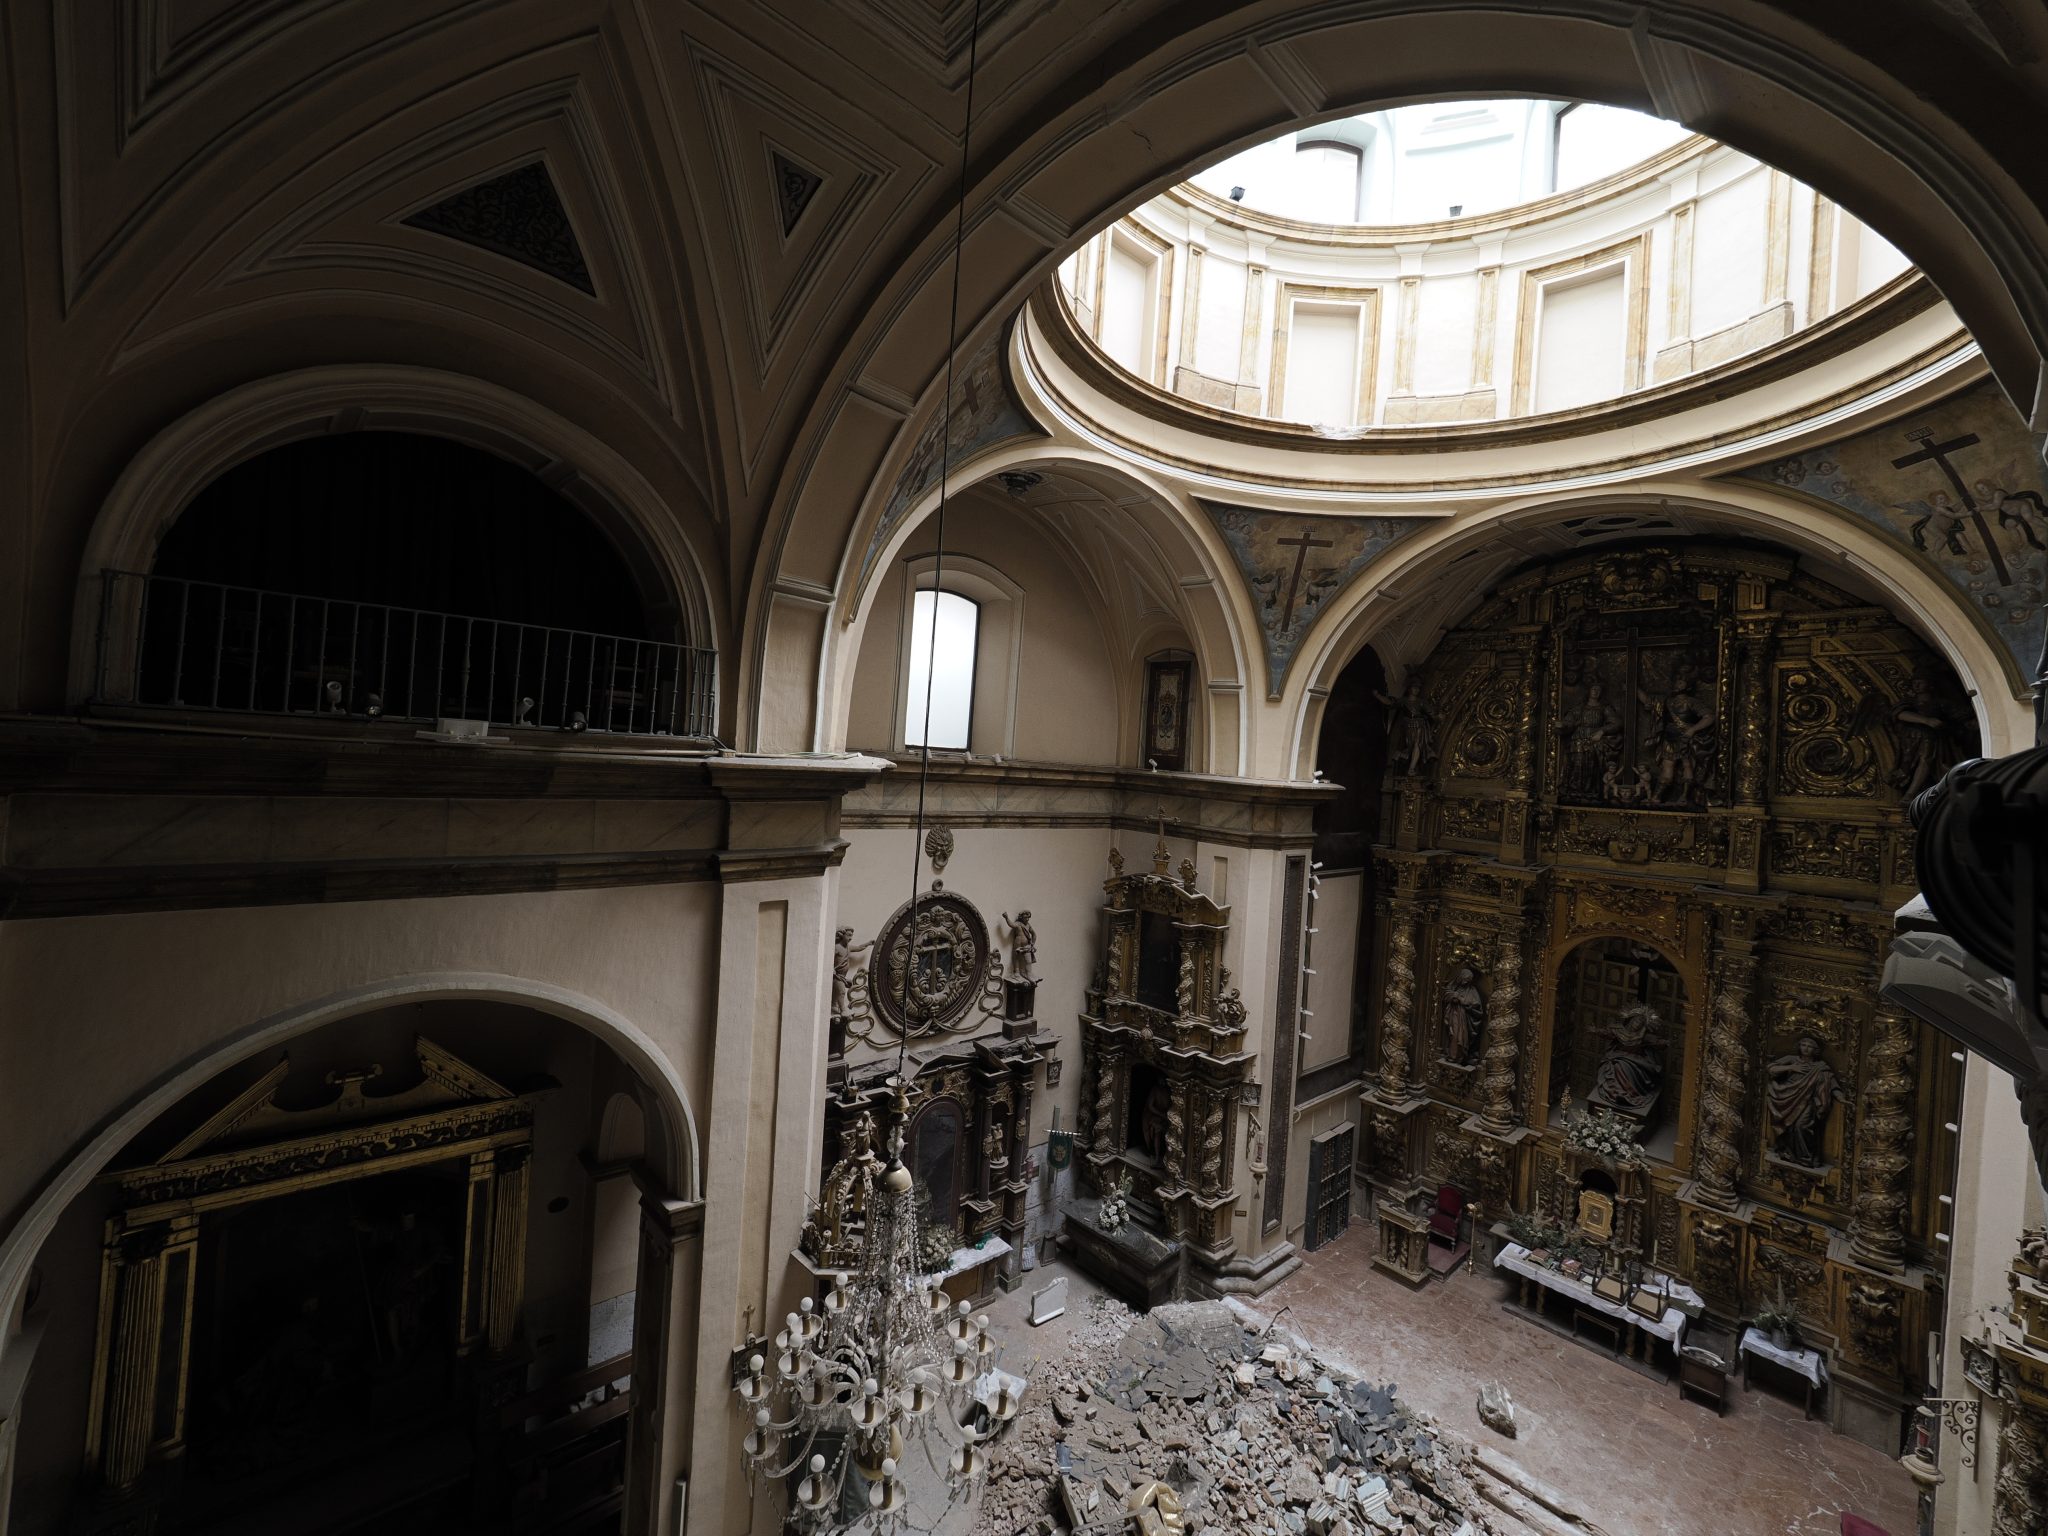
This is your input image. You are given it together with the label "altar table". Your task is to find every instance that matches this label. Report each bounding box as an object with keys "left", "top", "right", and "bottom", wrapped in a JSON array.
[{"left": 1493, "top": 1243, "right": 1698, "bottom": 1374}]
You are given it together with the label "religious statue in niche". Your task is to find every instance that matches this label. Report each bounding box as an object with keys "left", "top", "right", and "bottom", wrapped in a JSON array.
[
  {"left": 1002, "top": 911, "right": 1038, "bottom": 982},
  {"left": 1139, "top": 1079, "right": 1172, "bottom": 1163},
  {"left": 1636, "top": 661, "right": 1716, "bottom": 806},
  {"left": 1374, "top": 675, "right": 1437, "bottom": 776},
  {"left": 1588, "top": 1004, "right": 1667, "bottom": 1122},
  {"left": 1766, "top": 1034, "right": 1843, "bottom": 1166},
  {"left": 1562, "top": 677, "right": 1623, "bottom": 797},
  {"left": 1439, "top": 964, "right": 1485, "bottom": 1066}
]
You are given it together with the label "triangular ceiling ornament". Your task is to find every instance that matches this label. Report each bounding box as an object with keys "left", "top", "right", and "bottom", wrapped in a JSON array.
[
  {"left": 772, "top": 152, "right": 824, "bottom": 236},
  {"left": 403, "top": 159, "right": 594, "bottom": 295},
  {"left": 686, "top": 43, "right": 914, "bottom": 382},
  {"left": 1199, "top": 502, "right": 1432, "bottom": 698},
  {"left": 133, "top": 74, "right": 680, "bottom": 409}
]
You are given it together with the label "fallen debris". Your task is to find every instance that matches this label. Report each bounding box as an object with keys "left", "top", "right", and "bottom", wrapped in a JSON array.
[
  {"left": 1476, "top": 1381, "right": 1516, "bottom": 1439},
  {"left": 970, "top": 1298, "right": 1503, "bottom": 1536}
]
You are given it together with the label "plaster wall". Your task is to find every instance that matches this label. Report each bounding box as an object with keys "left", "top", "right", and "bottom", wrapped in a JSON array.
[
  {"left": 846, "top": 510, "right": 1123, "bottom": 766},
  {"left": 1194, "top": 251, "right": 1248, "bottom": 383},
  {"left": 1935, "top": 1055, "right": 2041, "bottom": 1536},
  {"left": 0, "top": 884, "right": 718, "bottom": 1247},
  {"left": 1689, "top": 166, "right": 1771, "bottom": 337}
]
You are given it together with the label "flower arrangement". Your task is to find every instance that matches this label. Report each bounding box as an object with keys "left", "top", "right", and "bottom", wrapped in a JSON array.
[
  {"left": 1753, "top": 1275, "right": 1804, "bottom": 1348},
  {"left": 915, "top": 1186, "right": 962, "bottom": 1271},
  {"left": 1561, "top": 1102, "right": 1645, "bottom": 1166},
  {"left": 1098, "top": 1169, "right": 1133, "bottom": 1234}
]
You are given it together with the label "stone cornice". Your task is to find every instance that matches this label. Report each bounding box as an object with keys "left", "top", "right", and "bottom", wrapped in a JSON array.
[
  {"left": 0, "top": 718, "right": 888, "bottom": 802},
  {"left": 842, "top": 755, "right": 1333, "bottom": 847},
  {"left": 0, "top": 719, "right": 880, "bottom": 916},
  {"left": 0, "top": 848, "right": 726, "bottom": 920}
]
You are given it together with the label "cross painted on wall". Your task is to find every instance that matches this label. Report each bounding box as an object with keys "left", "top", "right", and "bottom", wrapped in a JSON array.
[
  {"left": 1273, "top": 526, "right": 1335, "bottom": 630},
  {"left": 1891, "top": 426, "right": 2047, "bottom": 582}
]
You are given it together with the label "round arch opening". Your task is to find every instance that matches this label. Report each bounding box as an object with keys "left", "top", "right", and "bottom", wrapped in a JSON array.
[{"left": 6, "top": 994, "right": 687, "bottom": 1536}]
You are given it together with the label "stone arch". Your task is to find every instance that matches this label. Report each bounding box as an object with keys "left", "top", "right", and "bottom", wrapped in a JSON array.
[
  {"left": 741, "top": 7, "right": 2048, "bottom": 753},
  {"left": 0, "top": 970, "right": 701, "bottom": 1361},
  {"left": 826, "top": 442, "right": 1257, "bottom": 774},
  {"left": 70, "top": 365, "right": 724, "bottom": 708},
  {"left": 1287, "top": 481, "right": 2035, "bottom": 780}
]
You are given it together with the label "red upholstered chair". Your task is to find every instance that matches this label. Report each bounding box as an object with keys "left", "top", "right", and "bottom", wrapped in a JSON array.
[
  {"left": 1427, "top": 1185, "right": 1465, "bottom": 1251},
  {"left": 1838, "top": 1516, "right": 1890, "bottom": 1536}
]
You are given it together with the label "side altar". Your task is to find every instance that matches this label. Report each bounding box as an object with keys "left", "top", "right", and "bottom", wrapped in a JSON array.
[{"left": 1070, "top": 833, "right": 1261, "bottom": 1298}]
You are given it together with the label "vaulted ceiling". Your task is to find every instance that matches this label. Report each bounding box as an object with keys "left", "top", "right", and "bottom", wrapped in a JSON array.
[{"left": 4, "top": 0, "right": 2047, "bottom": 728}]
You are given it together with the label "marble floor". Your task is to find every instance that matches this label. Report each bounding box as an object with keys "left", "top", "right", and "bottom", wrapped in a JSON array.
[{"left": 1255, "top": 1221, "right": 1920, "bottom": 1536}]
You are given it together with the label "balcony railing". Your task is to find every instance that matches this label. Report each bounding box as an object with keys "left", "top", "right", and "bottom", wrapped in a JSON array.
[{"left": 91, "top": 570, "right": 717, "bottom": 740}]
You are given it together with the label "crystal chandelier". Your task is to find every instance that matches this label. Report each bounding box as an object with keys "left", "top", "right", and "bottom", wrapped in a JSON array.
[
  {"left": 732, "top": 0, "right": 1014, "bottom": 1525},
  {"left": 733, "top": 1088, "right": 1019, "bottom": 1529}
]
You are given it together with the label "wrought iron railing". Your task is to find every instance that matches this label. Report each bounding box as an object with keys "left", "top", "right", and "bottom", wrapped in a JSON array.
[{"left": 91, "top": 570, "right": 717, "bottom": 739}]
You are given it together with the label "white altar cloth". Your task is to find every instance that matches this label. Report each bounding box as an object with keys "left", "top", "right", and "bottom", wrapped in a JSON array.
[
  {"left": 1493, "top": 1243, "right": 1691, "bottom": 1346},
  {"left": 1739, "top": 1326, "right": 1829, "bottom": 1387}
]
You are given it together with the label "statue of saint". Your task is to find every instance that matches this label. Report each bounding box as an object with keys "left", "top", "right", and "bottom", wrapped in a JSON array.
[
  {"left": 1589, "top": 1004, "right": 1664, "bottom": 1119},
  {"left": 1140, "top": 1080, "right": 1172, "bottom": 1162},
  {"left": 1440, "top": 964, "right": 1484, "bottom": 1064},
  {"left": 1564, "top": 681, "right": 1621, "bottom": 796},
  {"left": 1374, "top": 676, "right": 1437, "bottom": 777},
  {"left": 831, "top": 926, "right": 872, "bottom": 1021},
  {"left": 1001, "top": 910, "right": 1038, "bottom": 982},
  {"left": 1637, "top": 664, "right": 1716, "bottom": 805},
  {"left": 1890, "top": 675, "right": 1962, "bottom": 800},
  {"left": 1766, "top": 1033, "right": 1842, "bottom": 1166}
]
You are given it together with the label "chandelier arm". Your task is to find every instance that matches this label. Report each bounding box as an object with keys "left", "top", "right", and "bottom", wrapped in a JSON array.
[{"left": 749, "top": 1427, "right": 829, "bottom": 1483}]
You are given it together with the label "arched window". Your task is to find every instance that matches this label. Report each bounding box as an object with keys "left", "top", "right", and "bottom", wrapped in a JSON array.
[{"left": 904, "top": 588, "right": 979, "bottom": 750}]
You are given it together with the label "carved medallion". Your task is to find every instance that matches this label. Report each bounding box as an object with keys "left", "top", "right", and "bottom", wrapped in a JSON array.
[{"left": 871, "top": 888, "right": 992, "bottom": 1036}]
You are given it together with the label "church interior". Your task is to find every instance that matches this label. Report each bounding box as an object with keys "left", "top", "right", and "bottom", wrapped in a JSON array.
[{"left": 6, "top": 4, "right": 2048, "bottom": 1535}]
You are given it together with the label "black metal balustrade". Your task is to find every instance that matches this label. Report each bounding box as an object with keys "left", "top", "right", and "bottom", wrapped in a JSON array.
[{"left": 92, "top": 570, "right": 718, "bottom": 739}]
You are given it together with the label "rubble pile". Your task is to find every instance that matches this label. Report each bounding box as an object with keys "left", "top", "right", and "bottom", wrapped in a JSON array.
[{"left": 970, "top": 1299, "right": 1499, "bottom": 1536}]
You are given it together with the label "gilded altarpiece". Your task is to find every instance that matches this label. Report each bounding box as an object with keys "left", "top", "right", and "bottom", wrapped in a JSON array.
[
  {"left": 81, "top": 1039, "right": 544, "bottom": 1523},
  {"left": 1073, "top": 841, "right": 1252, "bottom": 1290},
  {"left": 1356, "top": 542, "right": 1968, "bottom": 1436}
]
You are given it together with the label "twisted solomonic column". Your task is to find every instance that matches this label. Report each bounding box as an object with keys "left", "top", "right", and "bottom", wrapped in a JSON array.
[
  {"left": 1851, "top": 1005, "right": 1916, "bottom": 1272},
  {"left": 1992, "top": 1398, "right": 2048, "bottom": 1536},
  {"left": 1734, "top": 620, "right": 1775, "bottom": 808},
  {"left": 1377, "top": 907, "right": 1419, "bottom": 1097},
  {"left": 1692, "top": 939, "right": 1755, "bottom": 1209},
  {"left": 1478, "top": 934, "right": 1524, "bottom": 1134}
]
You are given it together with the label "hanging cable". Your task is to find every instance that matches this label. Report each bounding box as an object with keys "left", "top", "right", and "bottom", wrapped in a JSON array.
[{"left": 894, "top": 0, "right": 984, "bottom": 1096}]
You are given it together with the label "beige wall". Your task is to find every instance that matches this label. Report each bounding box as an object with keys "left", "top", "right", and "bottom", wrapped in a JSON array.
[
  {"left": 0, "top": 885, "right": 717, "bottom": 1246},
  {"left": 847, "top": 506, "right": 1124, "bottom": 766},
  {"left": 1936, "top": 1056, "right": 2041, "bottom": 1535}
]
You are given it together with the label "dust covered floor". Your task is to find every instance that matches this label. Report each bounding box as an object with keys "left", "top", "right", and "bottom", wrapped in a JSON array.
[{"left": 1254, "top": 1222, "right": 1920, "bottom": 1536}]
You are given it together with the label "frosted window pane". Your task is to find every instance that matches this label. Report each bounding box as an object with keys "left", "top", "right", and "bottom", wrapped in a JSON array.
[
  {"left": 906, "top": 589, "right": 979, "bottom": 750},
  {"left": 1555, "top": 105, "right": 1689, "bottom": 193},
  {"left": 1283, "top": 305, "right": 1360, "bottom": 427},
  {"left": 1533, "top": 269, "right": 1625, "bottom": 413},
  {"left": 1288, "top": 143, "right": 1361, "bottom": 222},
  {"left": 1103, "top": 243, "right": 1151, "bottom": 376}
]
